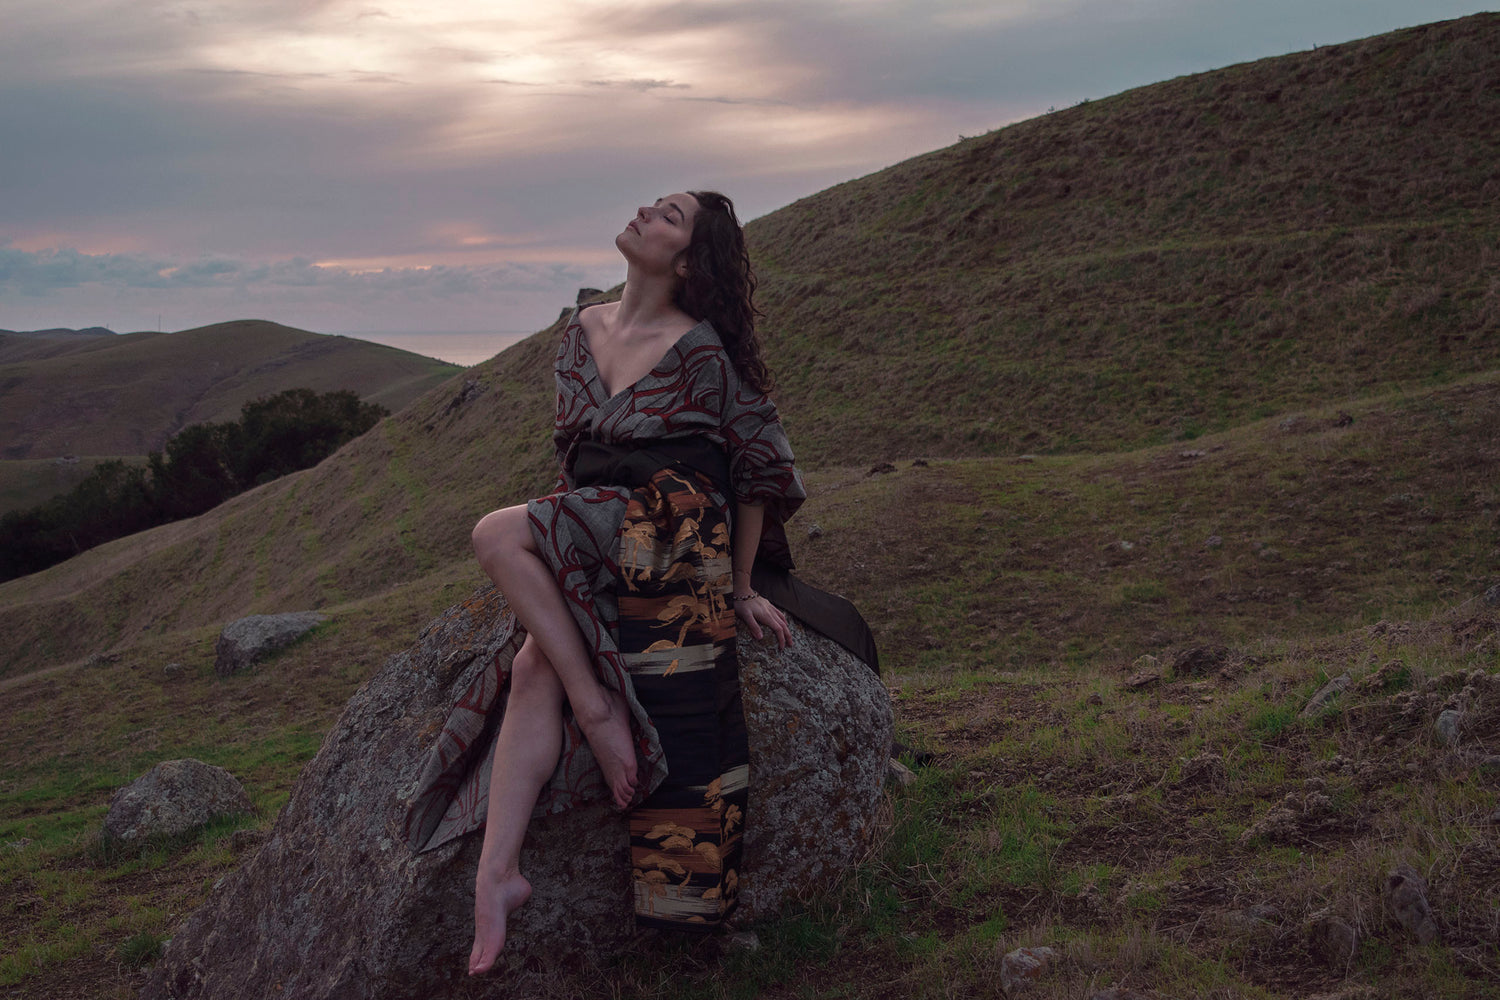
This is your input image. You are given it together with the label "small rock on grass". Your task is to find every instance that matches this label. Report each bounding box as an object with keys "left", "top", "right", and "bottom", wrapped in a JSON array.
[
  {"left": 1434, "top": 708, "right": 1462, "bottom": 746},
  {"left": 104, "top": 759, "right": 253, "bottom": 842},
  {"left": 724, "top": 930, "right": 759, "bottom": 952},
  {"left": 1307, "top": 910, "right": 1359, "bottom": 966},
  {"left": 998, "top": 945, "right": 1057, "bottom": 995},
  {"left": 1300, "top": 673, "right": 1351, "bottom": 718},
  {"left": 1172, "top": 645, "right": 1228, "bottom": 677},
  {"left": 887, "top": 758, "right": 917, "bottom": 788},
  {"left": 1384, "top": 865, "right": 1439, "bottom": 944},
  {"left": 214, "top": 612, "right": 327, "bottom": 676}
]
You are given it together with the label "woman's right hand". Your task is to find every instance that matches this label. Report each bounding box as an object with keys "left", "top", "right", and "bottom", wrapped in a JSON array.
[{"left": 733, "top": 592, "right": 790, "bottom": 649}]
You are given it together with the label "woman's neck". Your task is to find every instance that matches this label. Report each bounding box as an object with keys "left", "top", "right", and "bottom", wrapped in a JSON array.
[{"left": 613, "top": 265, "right": 685, "bottom": 332}]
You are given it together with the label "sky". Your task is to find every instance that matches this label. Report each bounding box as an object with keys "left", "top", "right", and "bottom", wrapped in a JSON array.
[{"left": 0, "top": 0, "right": 1491, "bottom": 346}]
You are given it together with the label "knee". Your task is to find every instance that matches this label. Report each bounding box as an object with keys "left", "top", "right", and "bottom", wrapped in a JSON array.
[
  {"left": 471, "top": 510, "right": 502, "bottom": 555},
  {"left": 472, "top": 506, "right": 525, "bottom": 558}
]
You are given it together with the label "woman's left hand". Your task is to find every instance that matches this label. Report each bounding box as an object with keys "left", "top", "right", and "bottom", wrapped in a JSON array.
[{"left": 734, "top": 592, "right": 791, "bottom": 649}]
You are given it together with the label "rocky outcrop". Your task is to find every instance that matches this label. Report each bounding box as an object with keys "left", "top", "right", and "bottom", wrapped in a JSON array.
[
  {"left": 144, "top": 585, "right": 891, "bottom": 1000},
  {"left": 104, "top": 759, "right": 253, "bottom": 842},
  {"left": 213, "top": 612, "right": 326, "bottom": 676}
]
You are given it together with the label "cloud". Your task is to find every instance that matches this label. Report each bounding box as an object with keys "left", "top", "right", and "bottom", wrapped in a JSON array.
[
  {"left": 0, "top": 244, "right": 588, "bottom": 297},
  {"left": 0, "top": 0, "right": 1488, "bottom": 333}
]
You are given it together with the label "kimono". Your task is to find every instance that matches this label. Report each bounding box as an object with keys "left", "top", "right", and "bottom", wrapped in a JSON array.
[{"left": 406, "top": 306, "right": 805, "bottom": 928}]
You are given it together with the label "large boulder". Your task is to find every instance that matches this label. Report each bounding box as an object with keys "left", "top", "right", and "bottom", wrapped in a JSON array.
[
  {"left": 104, "top": 759, "right": 253, "bottom": 842},
  {"left": 214, "top": 612, "right": 327, "bottom": 676},
  {"left": 144, "top": 585, "right": 891, "bottom": 1000}
]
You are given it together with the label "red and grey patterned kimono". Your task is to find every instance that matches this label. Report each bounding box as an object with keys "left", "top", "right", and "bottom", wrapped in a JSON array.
[{"left": 407, "top": 306, "right": 804, "bottom": 928}]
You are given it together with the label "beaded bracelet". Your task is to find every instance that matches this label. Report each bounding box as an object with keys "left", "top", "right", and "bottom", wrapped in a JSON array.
[{"left": 732, "top": 590, "right": 759, "bottom": 602}]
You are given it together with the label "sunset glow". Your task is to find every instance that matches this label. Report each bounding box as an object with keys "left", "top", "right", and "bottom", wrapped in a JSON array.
[{"left": 1, "top": 0, "right": 1487, "bottom": 334}]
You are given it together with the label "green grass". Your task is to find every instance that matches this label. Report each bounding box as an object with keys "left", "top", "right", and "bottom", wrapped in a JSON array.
[{"left": 5, "top": 13, "right": 1500, "bottom": 998}]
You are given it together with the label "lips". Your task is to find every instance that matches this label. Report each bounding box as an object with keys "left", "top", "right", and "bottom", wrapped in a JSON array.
[{"left": 626, "top": 220, "right": 639, "bottom": 233}]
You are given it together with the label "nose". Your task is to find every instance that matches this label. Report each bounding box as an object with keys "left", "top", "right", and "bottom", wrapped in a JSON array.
[{"left": 636, "top": 205, "right": 653, "bottom": 221}]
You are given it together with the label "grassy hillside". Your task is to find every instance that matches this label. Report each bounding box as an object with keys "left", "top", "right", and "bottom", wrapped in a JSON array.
[
  {"left": 752, "top": 13, "right": 1500, "bottom": 463},
  {"left": 2, "top": 376, "right": 1495, "bottom": 997},
  {"left": 0, "top": 319, "right": 462, "bottom": 462},
  {"left": 1, "top": 13, "right": 1498, "bottom": 999},
  {"left": 4, "top": 13, "right": 1497, "bottom": 682},
  {"left": 0, "top": 328, "right": 117, "bottom": 365}
]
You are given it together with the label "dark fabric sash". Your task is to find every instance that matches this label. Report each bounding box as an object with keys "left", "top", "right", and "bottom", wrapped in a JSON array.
[
  {"left": 573, "top": 437, "right": 734, "bottom": 517},
  {"left": 570, "top": 438, "right": 880, "bottom": 675}
]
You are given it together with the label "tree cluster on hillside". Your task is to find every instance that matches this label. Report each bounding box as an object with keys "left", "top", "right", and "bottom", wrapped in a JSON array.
[{"left": 0, "top": 389, "right": 387, "bottom": 582}]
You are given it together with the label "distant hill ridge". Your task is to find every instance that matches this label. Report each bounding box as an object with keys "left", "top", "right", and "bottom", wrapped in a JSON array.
[
  {"left": 0, "top": 326, "right": 117, "bottom": 336},
  {"left": 0, "top": 13, "right": 1496, "bottom": 678},
  {"left": 750, "top": 12, "right": 1500, "bottom": 462},
  {"left": 0, "top": 319, "right": 462, "bottom": 460}
]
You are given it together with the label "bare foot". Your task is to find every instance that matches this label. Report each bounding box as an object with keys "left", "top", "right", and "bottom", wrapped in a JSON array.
[
  {"left": 469, "top": 869, "right": 532, "bottom": 975},
  {"left": 575, "top": 686, "right": 639, "bottom": 809}
]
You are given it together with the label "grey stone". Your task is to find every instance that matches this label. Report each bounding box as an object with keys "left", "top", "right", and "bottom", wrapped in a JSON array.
[
  {"left": 1172, "top": 645, "right": 1228, "bottom": 678},
  {"left": 1482, "top": 583, "right": 1500, "bottom": 607},
  {"left": 999, "top": 945, "right": 1057, "bottom": 995},
  {"left": 1434, "top": 708, "right": 1463, "bottom": 746},
  {"left": 213, "top": 612, "right": 326, "bottom": 676},
  {"left": 144, "top": 585, "right": 892, "bottom": 1000},
  {"left": 1307, "top": 910, "right": 1358, "bottom": 966},
  {"left": 1301, "top": 673, "right": 1351, "bottom": 718},
  {"left": 103, "top": 759, "right": 253, "bottom": 842},
  {"left": 1478, "top": 755, "right": 1500, "bottom": 775},
  {"left": 724, "top": 930, "right": 760, "bottom": 952},
  {"left": 1384, "top": 865, "right": 1439, "bottom": 944},
  {"left": 887, "top": 758, "right": 917, "bottom": 788}
]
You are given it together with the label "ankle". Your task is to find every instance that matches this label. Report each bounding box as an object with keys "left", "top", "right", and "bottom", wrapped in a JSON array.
[
  {"left": 476, "top": 860, "right": 522, "bottom": 887},
  {"left": 571, "top": 686, "right": 620, "bottom": 728}
]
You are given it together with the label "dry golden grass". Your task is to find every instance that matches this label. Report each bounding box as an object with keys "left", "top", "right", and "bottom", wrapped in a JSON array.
[{"left": 3, "top": 13, "right": 1500, "bottom": 999}]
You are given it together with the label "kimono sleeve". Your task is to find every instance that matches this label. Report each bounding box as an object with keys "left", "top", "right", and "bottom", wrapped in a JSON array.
[
  {"left": 720, "top": 358, "right": 806, "bottom": 524},
  {"left": 549, "top": 402, "right": 574, "bottom": 493}
]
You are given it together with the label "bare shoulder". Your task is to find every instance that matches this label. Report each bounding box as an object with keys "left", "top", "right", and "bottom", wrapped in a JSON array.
[{"left": 577, "top": 300, "right": 618, "bottom": 336}]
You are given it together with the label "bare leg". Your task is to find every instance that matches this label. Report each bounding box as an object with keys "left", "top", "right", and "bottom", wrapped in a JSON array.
[
  {"left": 469, "top": 636, "right": 559, "bottom": 975},
  {"left": 471, "top": 504, "right": 638, "bottom": 809}
]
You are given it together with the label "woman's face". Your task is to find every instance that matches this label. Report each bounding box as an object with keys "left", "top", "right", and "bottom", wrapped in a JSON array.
[{"left": 617, "top": 192, "right": 699, "bottom": 277}]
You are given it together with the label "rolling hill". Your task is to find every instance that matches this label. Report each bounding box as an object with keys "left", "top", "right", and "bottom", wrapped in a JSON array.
[
  {"left": 0, "top": 320, "right": 463, "bottom": 461},
  {"left": 1, "top": 14, "right": 1498, "bottom": 999},
  {"left": 0, "top": 320, "right": 464, "bottom": 513},
  {"left": 2, "top": 13, "right": 1495, "bottom": 678}
]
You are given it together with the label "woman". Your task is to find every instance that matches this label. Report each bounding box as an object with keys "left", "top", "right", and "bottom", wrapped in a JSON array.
[{"left": 463, "top": 191, "right": 805, "bottom": 974}]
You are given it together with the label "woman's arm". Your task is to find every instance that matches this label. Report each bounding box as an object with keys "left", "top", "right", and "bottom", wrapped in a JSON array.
[{"left": 731, "top": 501, "right": 791, "bottom": 648}]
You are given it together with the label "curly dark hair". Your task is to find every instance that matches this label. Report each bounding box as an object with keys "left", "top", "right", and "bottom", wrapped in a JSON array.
[{"left": 674, "top": 190, "right": 773, "bottom": 393}]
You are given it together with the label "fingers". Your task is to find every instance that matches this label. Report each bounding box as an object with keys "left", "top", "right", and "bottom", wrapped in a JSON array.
[{"left": 734, "top": 596, "right": 791, "bottom": 647}]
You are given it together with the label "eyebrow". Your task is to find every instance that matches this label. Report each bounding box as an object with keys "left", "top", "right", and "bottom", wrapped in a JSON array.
[{"left": 656, "top": 197, "right": 685, "bottom": 222}]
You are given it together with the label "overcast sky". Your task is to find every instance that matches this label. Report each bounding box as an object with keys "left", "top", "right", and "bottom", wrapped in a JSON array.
[{"left": 0, "top": 0, "right": 1490, "bottom": 338}]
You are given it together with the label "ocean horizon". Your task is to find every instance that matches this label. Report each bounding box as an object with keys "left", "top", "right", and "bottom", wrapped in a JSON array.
[{"left": 332, "top": 329, "right": 534, "bottom": 367}]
